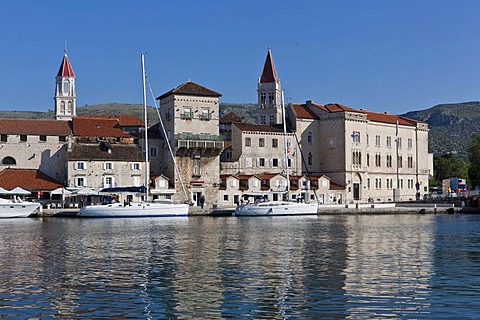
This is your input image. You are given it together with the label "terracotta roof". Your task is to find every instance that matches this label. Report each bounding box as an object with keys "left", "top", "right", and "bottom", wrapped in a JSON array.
[
  {"left": 234, "top": 123, "right": 285, "bottom": 133},
  {"left": 220, "top": 112, "right": 243, "bottom": 124},
  {"left": 361, "top": 111, "right": 420, "bottom": 126},
  {"left": 71, "top": 118, "right": 131, "bottom": 138},
  {"left": 321, "top": 103, "right": 357, "bottom": 113},
  {"left": 76, "top": 114, "right": 144, "bottom": 127},
  {"left": 257, "top": 173, "right": 280, "bottom": 180},
  {"left": 157, "top": 81, "right": 221, "bottom": 99},
  {"left": 260, "top": 48, "right": 278, "bottom": 83},
  {"left": 0, "top": 118, "right": 71, "bottom": 135},
  {"left": 57, "top": 53, "right": 75, "bottom": 78},
  {"left": 329, "top": 182, "right": 345, "bottom": 190},
  {"left": 68, "top": 143, "right": 145, "bottom": 161},
  {"left": 0, "top": 169, "right": 62, "bottom": 191},
  {"left": 292, "top": 103, "right": 319, "bottom": 120}
]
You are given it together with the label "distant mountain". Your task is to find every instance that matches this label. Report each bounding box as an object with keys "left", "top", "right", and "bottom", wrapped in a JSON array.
[
  {"left": 2, "top": 101, "right": 477, "bottom": 157},
  {"left": 402, "top": 101, "right": 480, "bottom": 157}
]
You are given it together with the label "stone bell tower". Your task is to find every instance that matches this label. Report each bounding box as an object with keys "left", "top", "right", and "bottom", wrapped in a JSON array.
[
  {"left": 257, "top": 48, "right": 282, "bottom": 125},
  {"left": 54, "top": 50, "right": 76, "bottom": 120}
]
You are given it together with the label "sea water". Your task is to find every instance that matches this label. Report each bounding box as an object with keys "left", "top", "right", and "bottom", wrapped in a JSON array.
[{"left": 0, "top": 214, "right": 479, "bottom": 319}]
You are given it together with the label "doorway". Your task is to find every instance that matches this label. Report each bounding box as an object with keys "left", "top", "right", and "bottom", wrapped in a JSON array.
[{"left": 353, "top": 183, "right": 360, "bottom": 200}]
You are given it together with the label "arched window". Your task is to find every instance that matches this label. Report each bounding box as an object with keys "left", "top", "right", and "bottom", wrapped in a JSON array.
[
  {"left": 308, "top": 152, "right": 312, "bottom": 165},
  {"left": 307, "top": 132, "right": 312, "bottom": 144},
  {"left": 2, "top": 156, "right": 16, "bottom": 165}
]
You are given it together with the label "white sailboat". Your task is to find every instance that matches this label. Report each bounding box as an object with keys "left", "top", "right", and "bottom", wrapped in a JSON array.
[
  {"left": 234, "top": 92, "right": 319, "bottom": 216},
  {"left": 0, "top": 197, "right": 40, "bottom": 218},
  {"left": 77, "top": 54, "right": 189, "bottom": 218}
]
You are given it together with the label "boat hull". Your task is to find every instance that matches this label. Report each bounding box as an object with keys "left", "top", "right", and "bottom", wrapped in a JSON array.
[
  {"left": 234, "top": 202, "right": 318, "bottom": 216},
  {"left": 0, "top": 202, "right": 40, "bottom": 218},
  {"left": 77, "top": 202, "right": 189, "bottom": 218}
]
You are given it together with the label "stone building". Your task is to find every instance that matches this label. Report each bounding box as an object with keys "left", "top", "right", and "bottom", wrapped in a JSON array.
[{"left": 155, "top": 81, "right": 224, "bottom": 207}]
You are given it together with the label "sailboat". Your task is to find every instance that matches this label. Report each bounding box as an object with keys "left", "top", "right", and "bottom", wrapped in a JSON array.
[
  {"left": 234, "top": 92, "right": 319, "bottom": 216},
  {"left": 77, "top": 54, "right": 189, "bottom": 218}
]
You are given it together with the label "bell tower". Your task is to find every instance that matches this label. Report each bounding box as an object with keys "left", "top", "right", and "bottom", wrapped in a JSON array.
[
  {"left": 54, "top": 50, "right": 76, "bottom": 120},
  {"left": 257, "top": 48, "right": 282, "bottom": 125}
]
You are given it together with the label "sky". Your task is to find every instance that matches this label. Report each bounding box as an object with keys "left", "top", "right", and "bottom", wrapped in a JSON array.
[{"left": 0, "top": 0, "right": 479, "bottom": 115}]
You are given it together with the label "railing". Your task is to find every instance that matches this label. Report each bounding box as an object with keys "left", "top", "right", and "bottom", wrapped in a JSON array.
[{"left": 176, "top": 133, "right": 224, "bottom": 149}]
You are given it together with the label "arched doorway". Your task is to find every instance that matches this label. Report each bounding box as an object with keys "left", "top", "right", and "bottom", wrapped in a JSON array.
[{"left": 352, "top": 173, "right": 362, "bottom": 201}]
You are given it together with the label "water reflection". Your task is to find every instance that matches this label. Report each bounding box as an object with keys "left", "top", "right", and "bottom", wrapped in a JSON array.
[{"left": 0, "top": 215, "right": 479, "bottom": 318}]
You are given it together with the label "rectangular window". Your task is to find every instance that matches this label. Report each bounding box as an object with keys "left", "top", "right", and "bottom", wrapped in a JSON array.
[
  {"left": 223, "top": 194, "right": 229, "bottom": 202},
  {"left": 375, "top": 135, "right": 381, "bottom": 146},
  {"left": 200, "top": 109, "right": 210, "bottom": 120},
  {"left": 0, "top": 135, "right": 7, "bottom": 142},
  {"left": 75, "top": 177, "right": 85, "bottom": 187},
  {"left": 193, "top": 159, "right": 200, "bottom": 176},
  {"left": 229, "top": 179, "right": 236, "bottom": 187},
  {"left": 259, "top": 138, "right": 265, "bottom": 147},
  {"left": 181, "top": 108, "right": 192, "bottom": 120},
  {"left": 259, "top": 158, "right": 265, "bottom": 167},
  {"left": 245, "top": 137, "right": 251, "bottom": 147},
  {"left": 272, "top": 138, "right": 278, "bottom": 148},
  {"left": 20, "top": 135, "right": 27, "bottom": 142},
  {"left": 131, "top": 163, "right": 141, "bottom": 171},
  {"left": 272, "top": 158, "right": 279, "bottom": 167},
  {"left": 260, "top": 115, "right": 266, "bottom": 124},
  {"left": 150, "top": 147, "right": 157, "bottom": 157},
  {"left": 59, "top": 136, "right": 66, "bottom": 142},
  {"left": 39, "top": 135, "right": 47, "bottom": 142},
  {"left": 245, "top": 157, "right": 253, "bottom": 168},
  {"left": 386, "top": 136, "right": 391, "bottom": 147},
  {"left": 352, "top": 131, "right": 360, "bottom": 143},
  {"left": 75, "top": 162, "right": 86, "bottom": 170},
  {"left": 408, "top": 138, "right": 413, "bottom": 149},
  {"left": 398, "top": 137, "right": 402, "bottom": 148},
  {"left": 104, "top": 162, "right": 113, "bottom": 170},
  {"left": 104, "top": 176, "right": 114, "bottom": 188}
]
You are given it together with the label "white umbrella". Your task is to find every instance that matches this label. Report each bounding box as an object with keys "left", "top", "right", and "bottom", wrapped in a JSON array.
[
  {"left": 71, "top": 187, "right": 99, "bottom": 195},
  {"left": 50, "top": 187, "right": 72, "bottom": 195},
  {"left": 0, "top": 187, "right": 12, "bottom": 195},
  {"left": 9, "top": 187, "right": 31, "bottom": 195}
]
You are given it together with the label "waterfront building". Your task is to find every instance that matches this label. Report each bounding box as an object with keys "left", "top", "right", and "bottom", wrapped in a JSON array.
[{"left": 155, "top": 81, "right": 224, "bottom": 206}]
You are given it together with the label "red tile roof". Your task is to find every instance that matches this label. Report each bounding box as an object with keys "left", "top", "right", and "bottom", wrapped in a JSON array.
[
  {"left": 220, "top": 112, "right": 243, "bottom": 124},
  {"left": 72, "top": 118, "right": 131, "bottom": 138},
  {"left": 0, "top": 169, "right": 62, "bottom": 191},
  {"left": 260, "top": 48, "right": 279, "bottom": 83},
  {"left": 76, "top": 114, "right": 144, "bottom": 127},
  {"left": 361, "top": 111, "right": 420, "bottom": 126},
  {"left": 57, "top": 54, "right": 75, "bottom": 78},
  {"left": 157, "top": 81, "right": 221, "bottom": 99},
  {"left": 292, "top": 103, "right": 319, "bottom": 120},
  {"left": 0, "top": 118, "right": 71, "bottom": 135},
  {"left": 68, "top": 143, "right": 145, "bottom": 161}
]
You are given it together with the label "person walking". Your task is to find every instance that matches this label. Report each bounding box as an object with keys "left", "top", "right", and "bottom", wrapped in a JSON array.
[{"left": 199, "top": 195, "right": 205, "bottom": 209}]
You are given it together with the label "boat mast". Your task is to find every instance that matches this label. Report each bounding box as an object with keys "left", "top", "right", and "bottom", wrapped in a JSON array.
[
  {"left": 141, "top": 53, "right": 149, "bottom": 201},
  {"left": 281, "top": 90, "right": 290, "bottom": 201}
]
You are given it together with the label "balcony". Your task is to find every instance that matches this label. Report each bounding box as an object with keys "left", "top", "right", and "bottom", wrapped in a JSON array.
[{"left": 176, "top": 133, "right": 224, "bottom": 150}]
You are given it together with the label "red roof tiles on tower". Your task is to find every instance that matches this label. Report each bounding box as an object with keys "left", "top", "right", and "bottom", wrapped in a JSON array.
[
  {"left": 259, "top": 48, "right": 278, "bottom": 83},
  {"left": 57, "top": 54, "right": 75, "bottom": 78}
]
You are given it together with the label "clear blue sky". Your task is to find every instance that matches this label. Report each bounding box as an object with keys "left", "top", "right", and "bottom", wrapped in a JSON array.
[{"left": 1, "top": 0, "right": 479, "bottom": 114}]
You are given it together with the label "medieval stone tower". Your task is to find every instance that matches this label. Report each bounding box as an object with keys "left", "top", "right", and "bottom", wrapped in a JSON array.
[
  {"left": 54, "top": 51, "right": 76, "bottom": 120},
  {"left": 257, "top": 48, "right": 282, "bottom": 125}
]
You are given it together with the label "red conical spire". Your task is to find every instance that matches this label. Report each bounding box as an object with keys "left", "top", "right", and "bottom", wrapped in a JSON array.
[
  {"left": 259, "top": 48, "right": 278, "bottom": 83},
  {"left": 57, "top": 53, "right": 75, "bottom": 78}
]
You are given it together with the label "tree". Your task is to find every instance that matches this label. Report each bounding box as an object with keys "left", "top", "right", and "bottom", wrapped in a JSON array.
[
  {"left": 468, "top": 133, "right": 480, "bottom": 188},
  {"left": 433, "top": 154, "right": 469, "bottom": 187}
]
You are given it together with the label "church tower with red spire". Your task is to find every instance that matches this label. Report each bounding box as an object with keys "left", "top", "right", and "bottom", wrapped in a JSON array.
[
  {"left": 257, "top": 48, "right": 282, "bottom": 125},
  {"left": 54, "top": 51, "right": 76, "bottom": 120}
]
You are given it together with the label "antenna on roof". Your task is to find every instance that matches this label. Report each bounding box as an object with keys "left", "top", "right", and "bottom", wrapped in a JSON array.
[{"left": 64, "top": 41, "right": 67, "bottom": 54}]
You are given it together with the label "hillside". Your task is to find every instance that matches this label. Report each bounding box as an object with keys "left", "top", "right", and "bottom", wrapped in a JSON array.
[{"left": 402, "top": 101, "right": 480, "bottom": 157}]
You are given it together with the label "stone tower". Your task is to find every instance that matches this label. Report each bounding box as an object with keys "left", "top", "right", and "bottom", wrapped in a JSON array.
[
  {"left": 54, "top": 51, "right": 76, "bottom": 120},
  {"left": 257, "top": 48, "right": 282, "bottom": 125}
]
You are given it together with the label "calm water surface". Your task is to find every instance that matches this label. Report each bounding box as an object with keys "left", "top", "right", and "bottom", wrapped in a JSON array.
[{"left": 0, "top": 214, "right": 479, "bottom": 319}]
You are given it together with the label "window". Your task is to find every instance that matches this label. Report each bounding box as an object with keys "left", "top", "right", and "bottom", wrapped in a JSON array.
[
  {"left": 308, "top": 132, "right": 312, "bottom": 144},
  {"left": 268, "top": 93, "right": 275, "bottom": 106},
  {"left": 408, "top": 156, "right": 413, "bottom": 168},
  {"left": 398, "top": 155, "right": 403, "bottom": 168},
  {"left": 397, "top": 137, "right": 402, "bottom": 148},
  {"left": 150, "top": 147, "right": 157, "bottom": 157},
  {"left": 272, "top": 138, "right": 278, "bottom": 148},
  {"left": 352, "top": 131, "right": 360, "bottom": 143},
  {"left": 386, "top": 155, "right": 392, "bottom": 167},
  {"left": 375, "top": 154, "right": 381, "bottom": 167},
  {"left": 223, "top": 195, "right": 229, "bottom": 202},
  {"left": 131, "top": 163, "right": 141, "bottom": 171},
  {"left": 20, "top": 135, "right": 27, "bottom": 142},
  {"left": 287, "top": 158, "right": 292, "bottom": 168},
  {"left": 193, "top": 159, "right": 200, "bottom": 176},
  {"left": 245, "top": 137, "right": 251, "bottom": 147},
  {"left": 259, "top": 138, "right": 265, "bottom": 147},
  {"left": 165, "top": 109, "right": 171, "bottom": 121},
  {"left": 229, "top": 179, "right": 236, "bottom": 187},
  {"left": 258, "top": 158, "right": 265, "bottom": 167},
  {"left": 200, "top": 109, "right": 210, "bottom": 120},
  {"left": 260, "top": 115, "right": 266, "bottom": 124},
  {"left": 375, "top": 135, "right": 381, "bottom": 146},
  {"left": 104, "top": 176, "right": 114, "bottom": 188},
  {"left": 75, "top": 177, "right": 86, "bottom": 187},
  {"left": 408, "top": 138, "right": 413, "bottom": 149},
  {"left": 352, "top": 151, "right": 361, "bottom": 165},
  {"left": 2, "top": 156, "right": 16, "bottom": 165},
  {"left": 386, "top": 136, "right": 392, "bottom": 147},
  {"left": 272, "top": 158, "right": 279, "bottom": 167},
  {"left": 260, "top": 92, "right": 266, "bottom": 106},
  {"left": 367, "top": 154, "right": 370, "bottom": 166},
  {"left": 245, "top": 157, "right": 253, "bottom": 168},
  {"left": 308, "top": 152, "right": 312, "bottom": 165},
  {"left": 104, "top": 162, "right": 113, "bottom": 170},
  {"left": 182, "top": 108, "right": 192, "bottom": 120},
  {"left": 367, "top": 178, "right": 370, "bottom": 189},
  {"left": 75, "top": 162, "right": 86, "bottom": 170},
  {"left": 39, "top": 135, "right": 47, "bottom": 142},
  {"left": 269, "top": 115, "right": 275, "bottom": 125},
  {"left": 59, "top": 136, "right": 66, "bottom": 142},
  {"left": 0, "top": 135, "right": 7, "bottom": 142}
]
